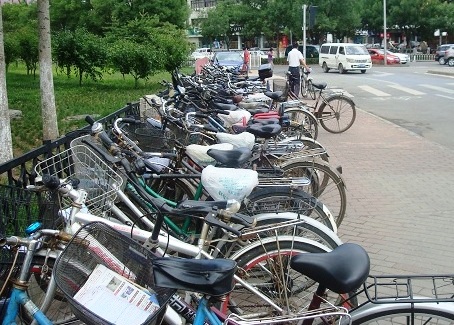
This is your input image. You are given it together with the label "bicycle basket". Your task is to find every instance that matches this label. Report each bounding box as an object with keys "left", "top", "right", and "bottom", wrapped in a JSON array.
[
  {"left": 272, "top": 79, "right": 289, "bottom": 101},
  {"left": 34, "top": 145, "right": 123, "bottom": 217},
  {"left": 121, "top": 122, "right": 176, "bottom": 152},
  {"left": 53, "top": 221, "right": 174, "bottom": 325}
]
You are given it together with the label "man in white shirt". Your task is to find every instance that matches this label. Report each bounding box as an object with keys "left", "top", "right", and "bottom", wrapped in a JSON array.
[{"left": 287, "top": 43, "right": 310, "bottom": 97}]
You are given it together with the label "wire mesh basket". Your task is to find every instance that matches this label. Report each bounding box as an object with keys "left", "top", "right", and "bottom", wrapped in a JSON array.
[
  {"left": 121, "top": 122, "right": 177, "bottom": 152},
  {"left": 34, "top": 145, "right": 123, "bottom": 217},
  {"left": 53, "top": 221, "right": 174, "bottom": 325},
  {"left": 272, "top": 79, "right": 289, "bottom": 101},
  {"left": 0, "top": 184, "right": 60, "bottom": 237}
]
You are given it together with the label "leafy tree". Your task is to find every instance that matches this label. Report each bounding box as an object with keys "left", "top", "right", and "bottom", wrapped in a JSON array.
[
  {"left": 50, "top": 0, "right": 92, "bottom": 31},
  {"left": 53, "top": 28, "right": 107, "bottom": 85},
  {"left": 106, "top": 16, "right": 189, "bottom": 73},
  {"left": 1, "top": 3, "right": 37, "bottom": 33},
  {"left": 17, "top": 27, "right": 39, "bottom": 76},
  {"left": 3, "top": 33, "right": 19, "bottom": 72},
  {"left": 109, "top": 39, "right": 159, "bottom": 88}
]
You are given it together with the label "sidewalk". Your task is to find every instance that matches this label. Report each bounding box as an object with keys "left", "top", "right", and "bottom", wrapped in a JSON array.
[{"left": 318, "top": 109, "right": 454, "bottom": 275}]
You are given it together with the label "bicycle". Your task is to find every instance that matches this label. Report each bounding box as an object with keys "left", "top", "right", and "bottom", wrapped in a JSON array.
[
  {"left": 53, "top": 221, "right": 350, "bottom": 325},
  {"left": 0, "top": 223, "right": 73, "bottom": 325},
  {"left": 286, "top": 71, "right": 357, "bottom": 134},
  {"left": 301, "top": 67, "right": 316, "bottom": 100},
  {"left": 31, "top": 144, "right": 343, "bottom": 323}
]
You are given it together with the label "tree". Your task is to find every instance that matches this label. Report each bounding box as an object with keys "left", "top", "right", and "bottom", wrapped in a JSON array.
[
  {"left": 53, "top": 28, "right": 107, "bottom": 85},
  {"left": 3, "top": 33, "right": 19, "bottom": 72},
  {"left": 109, "top": 39, "right": 160, "bottom": 88},
  {"left": 17, "top": 26, "right": 39, "bottom": 76},
  {"left": 0, "top": 6, "right": 14, "bottom": 164},
  {"left": 38, "top": 0, "right": 59, "bottom": 141}
]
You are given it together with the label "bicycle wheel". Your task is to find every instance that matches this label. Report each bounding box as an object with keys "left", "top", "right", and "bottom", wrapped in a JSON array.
[
  {"left": 240, "top": 186, "right": 336, "bottom": 232},
  {"left": 279, "top": 158, "right": 347, "bottom": 227},
  {"left": 8, "top": 255, "right": 77, "bottom": 324},
  {"left": 318, "top": 94, "right": 356, "bottom": 133},
  {"left": 284, "top": 107, "right": 319, "bottom": 140},
  {"left": 222, "top": 240, "right": 351, "bottom": 317},
  {"left": 350, "top": 303, "right": 454, "bottom": 324},
  {"left": 301, "top": 79, "right": 308, "bottom": 98},
  {"left": 308, "top": 80, "right": 316, "bottom": 100}
]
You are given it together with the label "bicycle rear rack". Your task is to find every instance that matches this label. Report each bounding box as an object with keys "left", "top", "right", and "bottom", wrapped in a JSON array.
[{"left": 364, "top": 274, "right": 454, "bottom": 304}]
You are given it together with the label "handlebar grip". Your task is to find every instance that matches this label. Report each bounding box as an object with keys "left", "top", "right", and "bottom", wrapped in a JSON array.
[
  {"left": 42, "top": 174, "right": 61, "bottom": 190},
  {"left": 217, "top": 210, "right": 257, "bottom": 228},
  {"left": 85, "top": 115, "right": 96, "bottom": 126},
  {"left": 97, "top": 131, "right": 121, "bottom": 156}
]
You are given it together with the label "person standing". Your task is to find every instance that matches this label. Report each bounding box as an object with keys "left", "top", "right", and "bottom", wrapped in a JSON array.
[
  {"left": 243, "top": 46, "right": 250, "bottom": 73},
  {"left": 287, "top": 42, "right": 309, "bottom": 97},
  {"left": 267, "top": 48, "right": 274, "bottom": 66}
]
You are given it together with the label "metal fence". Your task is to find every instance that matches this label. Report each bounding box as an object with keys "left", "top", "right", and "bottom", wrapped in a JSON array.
[{"left": 0, "top": 102, "right": 140, "bottom": 188}]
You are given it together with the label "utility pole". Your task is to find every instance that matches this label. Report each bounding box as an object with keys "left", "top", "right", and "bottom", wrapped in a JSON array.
[
  {"left": 302, "top": 4, "right": 307, "bottom": 60},
  {"left": 383, "top": 0, "right": 387, "bottom": 66}
]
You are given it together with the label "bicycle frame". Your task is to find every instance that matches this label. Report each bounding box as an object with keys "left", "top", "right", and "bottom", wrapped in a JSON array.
[{"left": 1, "top": 228, "right": 66, "bottom": 325}]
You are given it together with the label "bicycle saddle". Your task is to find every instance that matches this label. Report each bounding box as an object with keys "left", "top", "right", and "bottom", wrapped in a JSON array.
[
  {"left": 311, "top": 82, "right": 328, "bottom": 90},
  {"left": 207, "top": 146, "right": 252, "bottom": 168},
  {"left": 246, "top": 123, "right": 282, "bottom": 139},
  {"left": 153, "top": 257, "right": 237, "bottom": 296},
  {"left": 264, "top": 91, "right": 284, "bottom": 101},
  {"left": 290, "top": 243, "right": 370, "bottom": 294}
]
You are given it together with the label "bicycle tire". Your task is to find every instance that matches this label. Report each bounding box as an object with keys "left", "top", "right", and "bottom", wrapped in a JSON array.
[
  {"left": 279, "top": 158, "right": 347, "bottom": 227},
  {"left": 284, "top": 107, "right": 319, "bottom": 140},
  {"left": 7, "top": 255, "right": 77, "bottom": 324},
  {"left": 308, "top": 79, "right": 316, "bottom": 100},
  {"left": 318, "top": 94, "right": 356, "bottom": 133},
  {"left": 240, "top": 186, "right": 336, "bottom": 232},
  {"left": 223, "top": 239, "right": 353, "bottom": 317},
  {"left": 349, "top": 302, "right": 454, "bottom": 324},
  {"left": 301, "top": 79, "right": 308, "bottom": 98}
]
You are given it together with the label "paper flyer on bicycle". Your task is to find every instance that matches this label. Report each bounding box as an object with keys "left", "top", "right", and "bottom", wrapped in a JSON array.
[{"left": 73, "top": 264, "right": 160, "bottom": 324}]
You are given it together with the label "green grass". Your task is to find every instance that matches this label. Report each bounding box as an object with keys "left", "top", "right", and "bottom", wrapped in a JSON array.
[{"left": 6, "top": 64, "right": 192, "bottom": 156}]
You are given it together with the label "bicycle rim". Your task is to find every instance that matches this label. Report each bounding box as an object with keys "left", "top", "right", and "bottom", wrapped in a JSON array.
[
  {"left": 222, "top": 240, "right": 346, "bottom": 317},
  {"left": 279, "top": 159, "right": 347, "bottom": 227},
  {"left": 319, "top": 95, "right": 356, "bottom": 133},
  {"left": 284, "top": 108, "right": 319, "bottom": 140},
  {"left": 351, "top": 305, "right": 454, "bottom": 324}
]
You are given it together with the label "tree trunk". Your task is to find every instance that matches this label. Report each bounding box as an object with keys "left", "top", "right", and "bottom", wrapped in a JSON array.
[
  {"left": 38, "top": 0, "right": 59, "bottom": 141},
  {"left": 0, "top": 6, "right": 14, "bottom": 164}
]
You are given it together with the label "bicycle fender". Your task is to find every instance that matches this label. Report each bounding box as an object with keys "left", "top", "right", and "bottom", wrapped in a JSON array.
[
  {"left": 254, "top": 212, "right": 342, "bottom": 244},
  {"left": 228, "top": 235, "right": 331, "bottom": 261}
]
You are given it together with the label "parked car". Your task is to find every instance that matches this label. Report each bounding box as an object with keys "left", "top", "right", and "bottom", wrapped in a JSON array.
[
  {"left": 367, "top": 48, "right": 400, "bottom": 64},
  {"left": 386, "top": 50, "right": 410, "bottom": 64},
  {"left": 190, "top": 47, "right": 213, "bottom": 60},
  {"left": 212, "top": 51, "right": 244, "bottom": 69},
  {"left": 435, "top": 44, "right": 454, "bottom": 65},
  {"left": 285, "top": 45, "right": 320, "bottom": 58},
  {"left": 443, "top": 45, "right": 454, "bottom": 67}
]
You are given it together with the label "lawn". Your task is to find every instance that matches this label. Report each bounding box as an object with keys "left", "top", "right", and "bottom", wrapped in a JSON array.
[{"left": 5, "top": 64, "right": 191, "bottom": 157}]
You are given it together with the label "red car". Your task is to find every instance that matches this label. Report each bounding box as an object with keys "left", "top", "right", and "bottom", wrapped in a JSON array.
[{"left": 367, "top": 48, "right": 400, "bottom": 64}]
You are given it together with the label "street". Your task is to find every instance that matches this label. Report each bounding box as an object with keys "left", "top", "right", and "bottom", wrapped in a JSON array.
[{"left": 271, "top": 62, "right": 454, "bottom": 149}]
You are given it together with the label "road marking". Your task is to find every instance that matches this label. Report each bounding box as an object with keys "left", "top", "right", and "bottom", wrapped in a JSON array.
[
  {"left": 436, "top": 94, "right": 454, "bottom": 100},
  {"left": 387, "top": 84, "right": 425, "bottom": 95},
  {"left": 358, "top": 85, "right": 391, "bottom": 97},
  {"left": 420, "top": 84, "right": 454, "bottom": 94},
  {"left": 328, "top": 88, "right": 354, "bottom": 98}
]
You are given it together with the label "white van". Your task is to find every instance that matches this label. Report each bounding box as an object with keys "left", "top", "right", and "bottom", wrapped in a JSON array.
[{"left": 318, "top": 43, "right": 372, "bottom": 74}]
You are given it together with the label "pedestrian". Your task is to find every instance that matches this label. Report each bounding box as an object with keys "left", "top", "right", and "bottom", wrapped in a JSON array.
[
  {"left": 267, "top": 47, "right": 274, "bottom": 66},
  {"left": 287, "top": 42, "right": 309, "bottom": 97},
  {"left": 243, "top": 46, "right": 250, "bottom": 73}
]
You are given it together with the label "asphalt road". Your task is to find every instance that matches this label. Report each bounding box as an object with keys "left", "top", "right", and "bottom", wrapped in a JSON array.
[{"left": 270, "top": 62, "right": 454, "bottom": 150}]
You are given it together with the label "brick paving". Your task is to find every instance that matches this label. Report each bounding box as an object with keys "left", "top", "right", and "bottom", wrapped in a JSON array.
[{"left": 318, "top": 109, "right": 454, "bottom": 275}]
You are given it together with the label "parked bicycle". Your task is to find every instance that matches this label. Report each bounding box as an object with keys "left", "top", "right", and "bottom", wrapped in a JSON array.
[{"left": 285, "top": 71, "right": 357, "bottom": 134}]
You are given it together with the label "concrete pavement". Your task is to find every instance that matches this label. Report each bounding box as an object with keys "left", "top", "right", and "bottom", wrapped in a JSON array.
[
  {"left": 251, "top": 65, "right": 454, "bottom": 275},
  {"left": 318, "top": 108, "right": 454, "bottom": 276}
]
